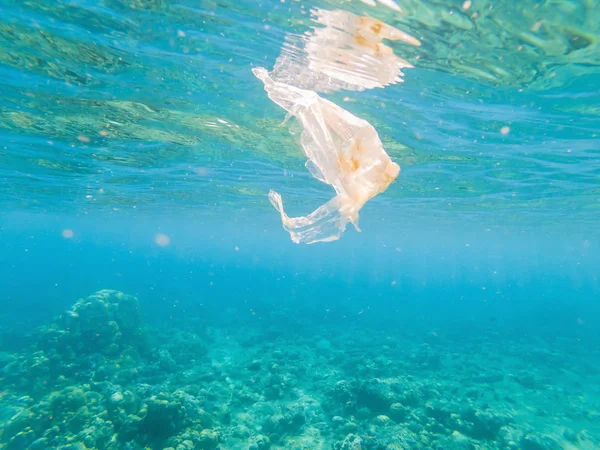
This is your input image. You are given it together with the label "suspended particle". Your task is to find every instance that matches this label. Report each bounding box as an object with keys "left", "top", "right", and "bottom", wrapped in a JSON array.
[{"left": 155, "top": 233, "right": 170, "bottom": 247}]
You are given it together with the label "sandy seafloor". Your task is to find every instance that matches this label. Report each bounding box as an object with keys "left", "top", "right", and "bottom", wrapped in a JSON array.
[{"left": 1, "top": 290, "right": 599, "bottom": 450}]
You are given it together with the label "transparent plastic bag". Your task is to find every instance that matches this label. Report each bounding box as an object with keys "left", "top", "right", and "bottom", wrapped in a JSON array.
[
  {"left": 271, "top": 9, "right": 420, "bottom": 93},
  {"left": 254, "top": 8, "right": 416, "bottom": 243},
  {"left": 253, "top": 68, "right": 400, "bottom": 244}
]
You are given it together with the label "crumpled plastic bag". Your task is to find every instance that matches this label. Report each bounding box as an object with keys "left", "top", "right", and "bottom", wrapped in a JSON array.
[
  {"left": 271, "top": 9, "right": 420, "bottom": 93},
  {"left": 254, "top": 8, "right": 417, "bottom": 244},
  {"left": 253, "top": 68, "right": 400, "bottom": 244}
]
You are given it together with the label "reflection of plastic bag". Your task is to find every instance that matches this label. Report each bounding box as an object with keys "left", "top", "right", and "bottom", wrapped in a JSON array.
[
  {"left": 253, "top": 68, "right": 400, "bottom": 244},
  {"left": 359, "top": 0, "right": 402, "bottom": 12},
  {"left": 271, "top": 9, "right": 420, "bottom": 93}
]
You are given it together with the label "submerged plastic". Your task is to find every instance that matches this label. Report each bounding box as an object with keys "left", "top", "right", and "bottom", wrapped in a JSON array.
[
  {"left": 255, "top": 8, "right": 415, "bottom": 244},
  {"left": 253, "top": 68, "right": 400, "bottom": 244},
  {"left": 271, "top": 9, "right": 420, "bottom": 93}
]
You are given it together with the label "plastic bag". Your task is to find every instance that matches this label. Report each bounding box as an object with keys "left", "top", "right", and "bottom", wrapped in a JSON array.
[
  {"left": 253, "top": 68, "right": 400, "bottom": 244},
  {"left": 255, "top": 8, "right": 416, "bottom": 243},
  {"left": 271, "top": 9, "right": 420, "bottom": 93}
]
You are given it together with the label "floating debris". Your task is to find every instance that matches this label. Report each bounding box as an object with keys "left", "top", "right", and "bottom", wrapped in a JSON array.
[
  {"left": 254, "top": 68, "right": 400, "bottom": 244},
  {"left": 255, "top": 9, "right": 416, "bottom": 244}
]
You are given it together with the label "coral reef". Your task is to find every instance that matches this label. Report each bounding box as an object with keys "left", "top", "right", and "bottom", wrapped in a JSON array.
[{"left": 1, "top": 290, "right": 599, "bottom": 449}]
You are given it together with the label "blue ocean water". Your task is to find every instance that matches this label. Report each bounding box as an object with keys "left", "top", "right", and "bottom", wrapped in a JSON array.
[{"left": 1, "top": 0, "right": 600, "bottom": 449}]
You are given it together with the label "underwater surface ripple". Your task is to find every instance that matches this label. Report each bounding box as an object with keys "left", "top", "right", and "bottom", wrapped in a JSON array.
[{"left": 0, "top": 0, "right": 599, "bottom": 226}]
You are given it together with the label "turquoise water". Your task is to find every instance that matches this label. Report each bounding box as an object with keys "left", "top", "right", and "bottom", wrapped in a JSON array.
[{"left": 1, "top": 0, "right": 600, "bottom": 449}]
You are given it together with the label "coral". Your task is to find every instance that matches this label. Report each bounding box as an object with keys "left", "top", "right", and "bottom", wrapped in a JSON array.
[
  {"left": 521, "top": 433, "right": 562, "bottom": 450},
  {"left": 424, "top": 400, "right": 454, "bottom": 425},
  {"left": 259, "top": 403, "right": 306, "bottom": 443},
  {"left": 248, "top": 434, "right": 271, "bottom": 449},
  {"left": 1, "top": 289, "right": 598, "bottom": 450},
  {"left": 374, "top": 414, "right": 392, "bottom": 426},
  {"left": 196, "top": 429, "right": 220, "bottom": 449},
  {"left": 460, "top": 408, "right": 513, "bottom": 440},
  {"left": 3, "top": 407, "right": 35, "bottom": 445},
  {"left": 333, "top": 433, "right": 363, "bottom": 450},
  {"left": 323, "top": 379, "right": 357, "bottom": 416},
  {"left": 141, "top": 393, "right": 187, "bottom": 440},
  {"left": 433, "top": 430, "right": 477, "bottom": 450},
  {"left": 76, "top": 416, "right": 115, "bottom": 449},
  {"left": 355, "top": 378, "right": 400, "bottom": 413},
  {"left": 388, "top": 403, "right": 409, "bottom": 422},
  {"left": 37, "top": 290, "right": 145, "bottom": 358}
]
